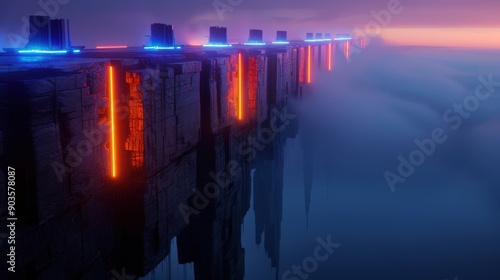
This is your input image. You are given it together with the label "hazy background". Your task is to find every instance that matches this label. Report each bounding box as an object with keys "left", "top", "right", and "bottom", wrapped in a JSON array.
[{"left": 264, "top": 42, "right": 500, "bottom": 279}]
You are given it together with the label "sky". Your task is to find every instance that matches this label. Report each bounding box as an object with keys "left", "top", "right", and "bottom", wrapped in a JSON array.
[{"left": 0, "top": 0, "right": 499, "bottom": 49}]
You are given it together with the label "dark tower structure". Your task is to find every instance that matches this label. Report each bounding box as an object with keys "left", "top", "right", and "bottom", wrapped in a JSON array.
[
  {"left": 305, "top": 32, "right": 314, "bottom": 41},
  {"left": 276, "top": 31, "right": 287, "bottom": 42},
  {"left": 325, "top": 33, "right": 331, "bottom": 40},
  {"left": 26, "top": 16, "right": 74, "bottom": 50},
  {"left": 315, "top": 33, "right": 323, "bottom": 40},
  {"left": 248, "top": 29, "right": 263, "bottom": 43},
  {"left": 150, "top": 23, "right": 175, "bottom": 47},
  {"left": 208, "top": 26, "right": 228, "bottom": 45},
  {"left": 50, "top": 19, "right": 70, "bottom": 50},
  {"left": 28, "top": 15, "right": 51, "bottom": 49}
]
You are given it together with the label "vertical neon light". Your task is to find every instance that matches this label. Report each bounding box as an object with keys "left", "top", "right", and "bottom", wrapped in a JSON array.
[
  {"left": 299, "top": 48, "right": 305, "bottom": 83},
  {"left": 347, "top": 41, "right": 350, "bottom": 60},
  {"left": 109, "top": 66, "right": 117, "bottom": 178},
  {"left": 345, "top": 41, "right": 350, "bottom": 61},
  {"left": 328, "top": 43, "right": 332, "bottom": 71},
  {"left": 238, "top": 53, "right": 243, "bottom": 120},
  {"left": 307, "top": 46, "right": 311, "bottom": 84}
]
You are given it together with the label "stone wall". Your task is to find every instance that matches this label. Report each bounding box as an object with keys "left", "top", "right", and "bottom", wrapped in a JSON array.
[{"left": 0, "top": 44, "right": 311, "bottom": 279}]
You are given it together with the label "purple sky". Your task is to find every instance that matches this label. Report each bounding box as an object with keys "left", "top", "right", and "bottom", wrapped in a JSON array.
[{"left": 0, "top": 0, "right": 498, "bottom": 48}]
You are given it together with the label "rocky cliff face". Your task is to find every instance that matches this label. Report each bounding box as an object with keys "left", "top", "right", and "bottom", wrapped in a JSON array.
[{"left": 0, "top": 45, "right": 319, "bottom": 279}]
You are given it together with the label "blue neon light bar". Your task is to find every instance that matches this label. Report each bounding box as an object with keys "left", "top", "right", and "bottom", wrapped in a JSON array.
[
  {"left": 243, "top": 42, "right": 266, "bottom": 46},
  {"left": 18, "top": 49, "right": 68, "bottom": 54},
  {"left": 304, "top": 39, "right": 333, "bottom": 43},
  {"left": 203, "top": 44, "right": 232, "bottom": 47},
  {"left": 144, "top": 46, "right": 181, "bottom": 50},
  {"left": 272, "top": 41, "right": 290, "bottom": 45}
]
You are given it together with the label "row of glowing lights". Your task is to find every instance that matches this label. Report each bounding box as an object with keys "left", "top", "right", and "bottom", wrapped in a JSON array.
[
  {"left": 98, "top": 38, "right": 342, "bottom": 49},
  {"left": 305, "top": 37, "right": 351, "bottom": 42},
  {"left": 16, "top": 44, "right": 273, "bottom": 52},
  {"left": 107, "top": 43, "right": 334, "bottom": 177},
  {"left": 96, "top": 45, "right": 182, "bottom": 50},
  {"left": 93, "top": 41, "right": 292, "bottom": 49},
  {"left": 17, "top": 38, "right": 350, "bottom": 53},
  {"left": 202, "top": 41, "right": 289, "bottom": 47},
  {"left": 306, "top": 43, "right": 334, "bottom": 82}
]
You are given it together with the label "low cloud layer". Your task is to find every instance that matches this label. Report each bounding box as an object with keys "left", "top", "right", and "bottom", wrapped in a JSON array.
[{"left": 301, "top": 41, "right": 500, "bottom": 194}]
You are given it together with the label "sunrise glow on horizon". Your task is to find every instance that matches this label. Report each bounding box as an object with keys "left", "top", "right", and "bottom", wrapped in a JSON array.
[{"left": 379, "top": 27, "right": 500, "bottom": 49}]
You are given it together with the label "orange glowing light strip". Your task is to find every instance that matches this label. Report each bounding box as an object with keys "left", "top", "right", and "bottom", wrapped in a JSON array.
[
  {"left": 307, "top": 46, "right": 312, "bottom": 84},
  {"left": 238, "top": 53, "right": 243, "bottom": 120},
  {"left": 346, "top": 41, "right": 350, "bottom": 60},
  {"left": 328, "top": 43, "right": 332, "bottom": 71},
  {"left": 97, "top": 45, "right": 128, "bottom": 49},
  {"left": 109, "top": 66, "right": 117, "bottom": 177}
]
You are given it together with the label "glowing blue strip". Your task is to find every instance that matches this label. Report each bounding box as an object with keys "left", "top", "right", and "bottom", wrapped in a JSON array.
[
  {"left": 334, "top": 38, "right": 352, "bottom": 41},
  {"left": 203, "top": 44, "right": 232, "bottom": 47},
  {"left": 272, "top": 41, "right": 290, "bottom": 44},
  {"left": 18, "top": 49, "right": 68, "bottom": 54},
  {"left": 72, "top": 49, "right": 81, "bottom": 53},
  {"left": 144, "top": 46, "right": 181, "bottom": 50},
  {"left": 244, "top": 42, "right": 266, "bottom": 46},
  {"left": 305, "top": 39, "right": 333, "bottom": 42}
]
